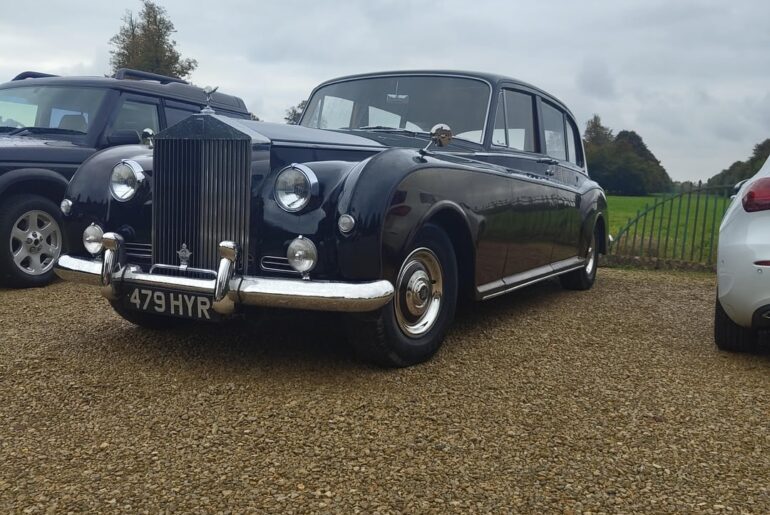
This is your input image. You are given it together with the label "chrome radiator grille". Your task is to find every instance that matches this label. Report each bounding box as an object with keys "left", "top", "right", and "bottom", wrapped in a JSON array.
[{"left": 152, "top": 137, "right": 251, "bottom": 272}]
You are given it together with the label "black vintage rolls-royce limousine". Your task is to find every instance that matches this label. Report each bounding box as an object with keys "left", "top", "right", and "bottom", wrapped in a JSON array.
[{"left": 55, "top": 70, "right": 608, "bottom": 367}]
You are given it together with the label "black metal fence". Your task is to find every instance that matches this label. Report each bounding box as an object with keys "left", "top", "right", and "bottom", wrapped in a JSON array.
[{"left": 608, "top": 182, "right": 735, "bottom": 269}]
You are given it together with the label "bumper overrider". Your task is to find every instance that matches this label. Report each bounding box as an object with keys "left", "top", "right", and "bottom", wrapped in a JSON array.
[{"left": 54, "top": 233, "right": 395, "bottom": 315}]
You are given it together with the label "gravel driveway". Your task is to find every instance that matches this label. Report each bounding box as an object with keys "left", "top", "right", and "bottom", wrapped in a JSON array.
[{"left": 1, "top": 269, "right": 768, "bottom": 513}]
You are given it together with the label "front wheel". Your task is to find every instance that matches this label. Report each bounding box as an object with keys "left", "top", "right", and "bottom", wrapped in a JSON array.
[
  {"left": 0, "top": 194, "right": 63, "bottom": 288},
  {"left": 346, "top": 224, "right": 458, "bottom": 367}
]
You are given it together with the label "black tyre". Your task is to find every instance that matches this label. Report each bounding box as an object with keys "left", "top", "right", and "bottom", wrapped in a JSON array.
[
  {"left": 346, "top": 224, "right": 458, "bottom": 368},
  {"left": 109, "top": 300, "right": 186, "bottom": 330},
  {"left": 0, "top": 194, "right": 63, "bottom": 288},
  {"left": 714, "top": 297, "right": 758, "bottom": 352},
  {"left": 560, "top": 227, "right": 598, "bottom": 291}
]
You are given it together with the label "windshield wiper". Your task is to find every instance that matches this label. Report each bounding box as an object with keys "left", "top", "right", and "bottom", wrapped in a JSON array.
[
  {"left": 0, "top": 126, "right": 19, "bottom": 133},
  {"left": 8, "top": 126, "right": 87, "bottom": 136},
  {"left": 353, "top": 126, "right": 431, "bottom": 137}
]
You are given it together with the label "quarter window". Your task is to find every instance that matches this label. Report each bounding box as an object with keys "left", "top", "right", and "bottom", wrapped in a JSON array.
[
  {"left": 113, "top": 100, "right": 159, "bottom": 134},
  {"left": 541, "top": 102, "right": 566, "bottom": 161},
  {"left": 565, "top": 117, "right": 580, "bottom": 166}
]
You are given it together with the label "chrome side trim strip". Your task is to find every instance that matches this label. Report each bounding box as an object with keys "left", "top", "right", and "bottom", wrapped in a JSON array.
[{"left": 480, "top": 262, "right": 585, "bottom": 301}]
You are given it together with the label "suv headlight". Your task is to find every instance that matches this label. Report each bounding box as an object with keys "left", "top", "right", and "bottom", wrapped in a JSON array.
[
  {"left": 274, "top": 164, "right": 318, "bottom": 213},
  {"left": 110, "top": 160, "right": 145, "bottom": 202}
]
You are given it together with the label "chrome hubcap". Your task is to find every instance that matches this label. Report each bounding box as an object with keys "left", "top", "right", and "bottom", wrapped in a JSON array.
[
  {"left": 395, "top": 248, "right": 443, "bottom": 338},
  {"left": 10, "top": 210, "right": 61, "bottom": 276},
  {"left": 585, "top": 234, "right": 596, "bottom": 275}
]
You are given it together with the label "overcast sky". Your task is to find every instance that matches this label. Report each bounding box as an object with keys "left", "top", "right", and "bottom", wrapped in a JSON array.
[{"left": 1, "top": 0, "right": 768, "bottom": 182}]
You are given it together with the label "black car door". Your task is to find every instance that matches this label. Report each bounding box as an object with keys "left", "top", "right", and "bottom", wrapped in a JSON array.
[
  {"left": 474, "top": 88, "right": 557, "bottom": 278},
  {"left": 538, "top": 99, "right": 583, "bottom": 263}
]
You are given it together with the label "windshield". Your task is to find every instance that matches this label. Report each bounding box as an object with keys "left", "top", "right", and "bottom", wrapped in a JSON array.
[
  {"left": 300, "top": 76, "right": 491, "bottom": 144},
  {"left": 0, "top": 86, "right": 107, "bottom": 134}
]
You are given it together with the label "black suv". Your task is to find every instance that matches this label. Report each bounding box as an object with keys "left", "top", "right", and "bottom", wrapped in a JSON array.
[{"left": 0, "top": 68, "right": 250, "bottom": 287}]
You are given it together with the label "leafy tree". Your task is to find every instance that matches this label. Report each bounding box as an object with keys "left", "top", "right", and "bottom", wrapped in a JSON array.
[
  {"left": 707, "top": 139, "right": 770, "bottom": 186},
  {"left": 584, "top": 114, "right": 614, "bottom": 147},
  {"left": 583, "top": 115, "right": 672, "bottom": 195},
  {"left": 284, "top": 100, "right": 307, "bottom": 124},
  {"left": 109, "top": 0, "right": 198, "bottom": 79}
]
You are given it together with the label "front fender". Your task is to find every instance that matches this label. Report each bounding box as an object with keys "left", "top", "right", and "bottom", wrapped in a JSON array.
[{"left": 0, "top": 167, "right": 69, "bottom": 198}]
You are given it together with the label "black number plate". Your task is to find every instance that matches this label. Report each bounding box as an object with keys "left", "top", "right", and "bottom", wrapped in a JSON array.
[{"left": 124, "top": 287, "right": 219, "bottom": 321}]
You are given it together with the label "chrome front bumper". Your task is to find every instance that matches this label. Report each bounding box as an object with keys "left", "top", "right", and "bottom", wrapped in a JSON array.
[{"left": 54, "top": 233, "right": 394, "bottom": 315}]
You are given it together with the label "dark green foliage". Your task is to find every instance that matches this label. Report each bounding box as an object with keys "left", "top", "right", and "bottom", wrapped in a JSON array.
[
  {"left": 707, "top": 139, "right": 770, "bottom": 187},
  {"left": 284, "top": 100, "right": 308, "bottom": 124},
  {"left": 109, "top": 0, "right": 198, "bottom": 80},
  {"left": 584, "top": 116, "right": 673, "bottom": 195}
]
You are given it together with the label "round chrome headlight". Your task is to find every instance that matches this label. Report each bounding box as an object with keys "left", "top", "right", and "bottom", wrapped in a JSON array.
[
  {"left": 287, "top": 236, "right": 317, "bottom": 273},
  {"left": 274, "top": 164, "right": 318, "bottom": 213},
  {"left": 82, "top": 223, "right": 104, "bottom": 255},
  {"left": 110, "top": 160, "right": 145, "bottom": 202}
]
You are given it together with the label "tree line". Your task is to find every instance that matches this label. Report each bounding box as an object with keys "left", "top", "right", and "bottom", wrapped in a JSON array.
[{"left": 707, "top": 139, "right": 770, "bottom": 187}]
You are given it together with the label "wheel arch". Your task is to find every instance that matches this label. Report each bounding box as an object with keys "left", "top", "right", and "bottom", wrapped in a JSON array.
[
  {"left": 0, "top": 168, "right": 69, "bottom": 205},
  {"left": 418, "top": 202, "right": 476, "bottom": 302}
]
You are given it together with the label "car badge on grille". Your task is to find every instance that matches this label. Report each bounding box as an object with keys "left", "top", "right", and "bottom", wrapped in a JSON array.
[{"left": 177, "top": 243, "right": 192, "bottom": 269}]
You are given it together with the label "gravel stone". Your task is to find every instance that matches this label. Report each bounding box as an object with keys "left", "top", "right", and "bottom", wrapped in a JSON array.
[{"left": 0, "top": 269, "right": 768, "bottom": 513}]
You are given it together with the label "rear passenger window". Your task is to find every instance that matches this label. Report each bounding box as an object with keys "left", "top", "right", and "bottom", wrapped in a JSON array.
[
  {"left": 542, "top": 102, "right": 566, "bottom": 161},
  {"left": 492, "top": 90, "right": 535, "bottom": 152},
  {"left": 113, "top": 100, "right": 159, "bottom": 134}
]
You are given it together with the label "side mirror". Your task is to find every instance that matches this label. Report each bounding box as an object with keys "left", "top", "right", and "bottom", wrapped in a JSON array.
[
  {"left": 106, "top": 130, "right": 141, "bottom": 146},
  {"left": 430, "top": 124, "right": 453, "bottom": 147},
  {"left": 734, "top": 179, "right": 748, "bottom": 194},
  {"left": 419, "top": 124, "right": 453, "bottom": 157},
  {"left": 141, "top": 128, "right": 155, "bottom": 148}
]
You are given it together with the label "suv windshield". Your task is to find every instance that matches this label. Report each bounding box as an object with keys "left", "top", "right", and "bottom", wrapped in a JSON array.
[
  {"left": 0, "top": 86, "right": 107, "bottom": 135},
  {"left": 300, "top": 76, "right": 491, "bottom": 144}
]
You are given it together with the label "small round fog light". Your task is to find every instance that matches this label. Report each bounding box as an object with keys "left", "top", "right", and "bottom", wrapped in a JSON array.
[
  {"left": 82, "top": 223, "right": 104, "bottom": 255},
  {"left": 60, "top": 199, "right": 72, "bottom": 216},
  {"left": 338, "top": 214, "right": 356, "bottom": 234},
  {"left": 287, "top": 236, "right": 317, "bottom": 274}
]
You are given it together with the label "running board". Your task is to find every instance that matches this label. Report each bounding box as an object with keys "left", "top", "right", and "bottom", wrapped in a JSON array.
[{"left": 478, "top": 257, "right": 585, "bottom": 301}]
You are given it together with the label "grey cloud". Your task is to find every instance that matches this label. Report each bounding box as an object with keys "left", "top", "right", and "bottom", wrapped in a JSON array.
[{"left": 2, "top": 0, "right": 770, "bottom": 182}]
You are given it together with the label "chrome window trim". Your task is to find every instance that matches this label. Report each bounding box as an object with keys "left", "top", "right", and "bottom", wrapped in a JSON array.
[{"left": 299, "top": 73, "right": 494, "bottom": 146}]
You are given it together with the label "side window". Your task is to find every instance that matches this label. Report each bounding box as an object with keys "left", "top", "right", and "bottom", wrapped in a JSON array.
[
  {"left": 492, "top": 94, "right": 506, "bottom": 146},
  {"left": 165, "top": 107, "right": 198, "bottom": 128},
  {"left": 113, "top": 100, "right": 159, "bottom": 134},
  {"left": 541, "top": 102, "right": 566, "bottom": 161},
  {"left": 565, "top": 117, "right": 580, "bottom": 166},
  {"left": 491, "top": 90, "right": 535, "bottom": 152},
  {"left": 503, "top": 90, "right": 535, "bottom": 152}
]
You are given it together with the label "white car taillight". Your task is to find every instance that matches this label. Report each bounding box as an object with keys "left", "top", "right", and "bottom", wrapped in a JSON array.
[{"left": 742, "top": 178, "right": 770, "bottom": 212}]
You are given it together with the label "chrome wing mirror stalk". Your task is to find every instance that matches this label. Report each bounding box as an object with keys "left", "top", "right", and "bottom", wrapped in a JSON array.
[{"left": 419, "top": 124, "right": 453, "bottom": 157}]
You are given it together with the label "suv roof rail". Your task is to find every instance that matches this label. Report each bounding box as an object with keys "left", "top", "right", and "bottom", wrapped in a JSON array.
[
  {"left": 113, "top": 68, "right": 188, "bottom": 85},
  {"left": 13, "top": 71, "right": 59, "bottom": 81}
]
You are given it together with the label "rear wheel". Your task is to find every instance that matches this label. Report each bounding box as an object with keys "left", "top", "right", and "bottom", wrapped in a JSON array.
[
  {"left": 346, "top": 224, "right": 458, "bottom": 367},
  {"left": 714, "top": 297, "right": 758, "bottom": 352},
  {"left": 109, "top": 300, "right": 186, "bottom": 330},
  {"left": 560, "top": 228, "right": 598, "bottom": 291},
  {"left": 0, "top": 195, "right": 63, "bottom": 288}
]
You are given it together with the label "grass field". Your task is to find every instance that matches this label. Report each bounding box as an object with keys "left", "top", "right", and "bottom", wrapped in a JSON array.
[{"left": 607, "top": 191, "right": 733, "bottom": 264}]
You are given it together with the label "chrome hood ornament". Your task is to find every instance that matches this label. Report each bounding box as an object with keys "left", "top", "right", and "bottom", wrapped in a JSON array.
[
  {"left": 201, "top": 86, "right": 219, "bottom": 114},
  {"left": 177, "top": 243, "right": 192, "bottom": 268}
]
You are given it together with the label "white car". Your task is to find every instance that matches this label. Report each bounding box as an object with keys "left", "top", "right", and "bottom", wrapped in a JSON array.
[{"left": 715, "top": 156, "right": 770, "bottom": 351}]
